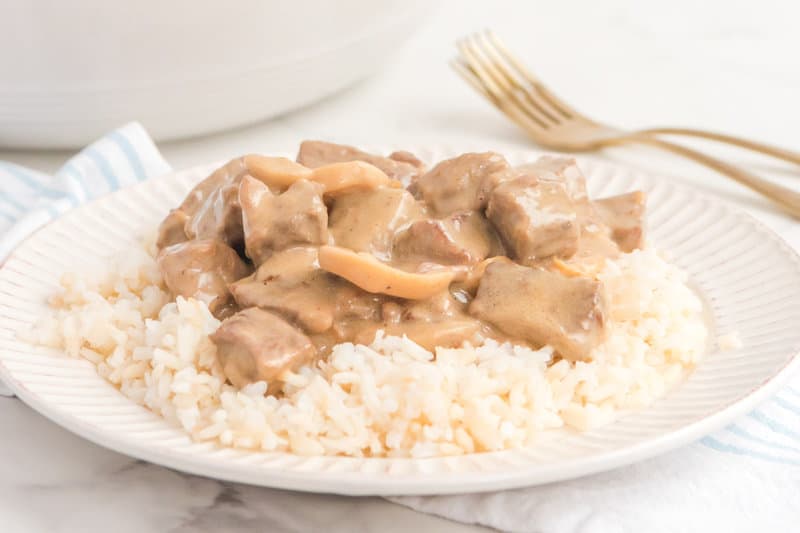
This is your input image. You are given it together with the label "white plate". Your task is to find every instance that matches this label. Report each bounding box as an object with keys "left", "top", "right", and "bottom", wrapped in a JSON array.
[{"left": 1, "top": 147, "right": 799, "bottom": 495}]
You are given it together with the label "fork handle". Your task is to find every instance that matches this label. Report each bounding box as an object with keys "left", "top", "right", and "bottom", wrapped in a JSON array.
[
  {"left": 638, "top": 128, "right": 800, "bottom": 166},
  {"left": 611, "top": 135, "right": 800, "bottom": 218}
]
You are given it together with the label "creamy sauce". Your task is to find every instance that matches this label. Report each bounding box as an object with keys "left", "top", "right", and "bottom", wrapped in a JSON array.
[{"left": 156, "top": 143, "right": 646, "bottom": 387}]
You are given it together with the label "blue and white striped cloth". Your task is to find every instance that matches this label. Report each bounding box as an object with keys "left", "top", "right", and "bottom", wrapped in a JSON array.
[
  {"left": 0, "top": 122, "right": 169, "bottom": 260},
  {"left": 1, "top": 124, "right": 799, "bottom": 531}
]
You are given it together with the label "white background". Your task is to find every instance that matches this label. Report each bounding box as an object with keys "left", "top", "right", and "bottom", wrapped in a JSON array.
[{"left": 1, "top": 0, "right": 798, "bottom": 531}]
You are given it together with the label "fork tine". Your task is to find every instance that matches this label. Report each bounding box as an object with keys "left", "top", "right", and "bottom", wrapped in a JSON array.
[
  {"left": 472, "top": 31, "right": 561, "bottom": 125},
  {"left": 454, "top": 44, "right": 552, "bottom": 139},
  {"left": 450, "top": 58, "right": 495, "bottom": 103},
  {"left": 484, "top": 30, "right": 578, "bottom": 120},
  {"left": 456, "top": 39, "right": 506, "bottom": 103},
  {"left": 458, "top": 35, "right": 550, "bottom": 129}
]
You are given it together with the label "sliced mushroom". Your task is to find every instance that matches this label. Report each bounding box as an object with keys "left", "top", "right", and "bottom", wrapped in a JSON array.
[
  {"left": 550, "top": 257, "right": 586, "bottom": 278},
  {"left": 309, "top": 161, "right": 401, "bottom": 196},
  {"left": 318, "top": 245, "right": 454, "bottom": 299},
  {"left": 243, "top": 155, "right": 313, "bottom": 190}
]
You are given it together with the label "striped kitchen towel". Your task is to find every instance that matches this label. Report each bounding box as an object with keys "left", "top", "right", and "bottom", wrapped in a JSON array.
[{"left": 0, "top": 122, "right": 170, "bottom": 261}]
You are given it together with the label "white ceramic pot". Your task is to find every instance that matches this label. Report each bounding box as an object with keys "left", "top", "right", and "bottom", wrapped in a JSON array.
[{"left": 0, "top": 1, "right": 434, "bottom": 148}]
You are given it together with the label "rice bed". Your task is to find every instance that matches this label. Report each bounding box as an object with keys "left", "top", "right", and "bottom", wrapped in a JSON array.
[{"left": 29, "top": 240, "right": 707, "bottom": 458}]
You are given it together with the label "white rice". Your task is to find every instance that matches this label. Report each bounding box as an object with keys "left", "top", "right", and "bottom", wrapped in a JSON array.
[{"left": 28, "top": 239, "right": 707, "bottom": 457}]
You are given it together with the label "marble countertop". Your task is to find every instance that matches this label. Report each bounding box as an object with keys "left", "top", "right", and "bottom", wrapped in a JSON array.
[{"left": 1, "top": 0, "right": 798, "bottom": 531}]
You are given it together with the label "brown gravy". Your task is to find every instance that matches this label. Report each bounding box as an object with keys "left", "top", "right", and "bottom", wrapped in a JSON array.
[{"left": 156, "top": 143, "right": 646, "bottom": 388}]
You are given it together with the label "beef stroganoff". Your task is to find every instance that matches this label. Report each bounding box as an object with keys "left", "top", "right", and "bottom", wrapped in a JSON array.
[{"left": 31, "top": 142, "right": 707, "bottom": 457}]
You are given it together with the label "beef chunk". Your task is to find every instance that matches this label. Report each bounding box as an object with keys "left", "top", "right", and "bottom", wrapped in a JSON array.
[
  {"left": 157, "top": 239, "right": 252, "bottom": 318},
  {"left": 413, "top": 152, "right": 510, "bottom": 215},
  {"left": 230, "top": 247, "right": 337, "bottom": 333},
  {"left": 211, "top": 308, "right": 316, "bottom": 388},
  {"left": 469, "top": 262, "right": 607, "bottom": 361},
  {"left": 184, "top": 177, "right": 244, "bottom": 251},
  {"left": 156, "top": 209, "right": 190, "bottom": 249},
  {"left": 519, "top": 156, "right": 588, "bottom": 203},
  {"left": 393, "top": 211, "right": 503, "bottom": 265},
  {"left": 231, "top": 247, "right": 386, "bottom": 333},
  {"left": 155, "top": 158, "right": 251, "bottom": 253},
  {"left": 486, "top": 173, "right": 579, "bottom": 264},
  {"left": 297, "top": 140, "right": 423, "bottom": 183},
  {"left": 178, "top": 158, "right": 249, "bottom": 215},
  {"left": 593, "top": 191, "right": 646, "bottom": 252},
  {"left": 161, "top": 155, "right": 322, "bottom": 255},
  {"left": 239, "top": 176, "right": 328, "bottom": 265},
  {"left": 328, "top": 187, "right": 422, "bottom": 258}
]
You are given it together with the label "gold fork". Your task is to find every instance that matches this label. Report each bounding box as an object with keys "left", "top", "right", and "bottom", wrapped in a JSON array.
[{"left": 453, "top": 31, "right": 800, "bottom": 218}]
